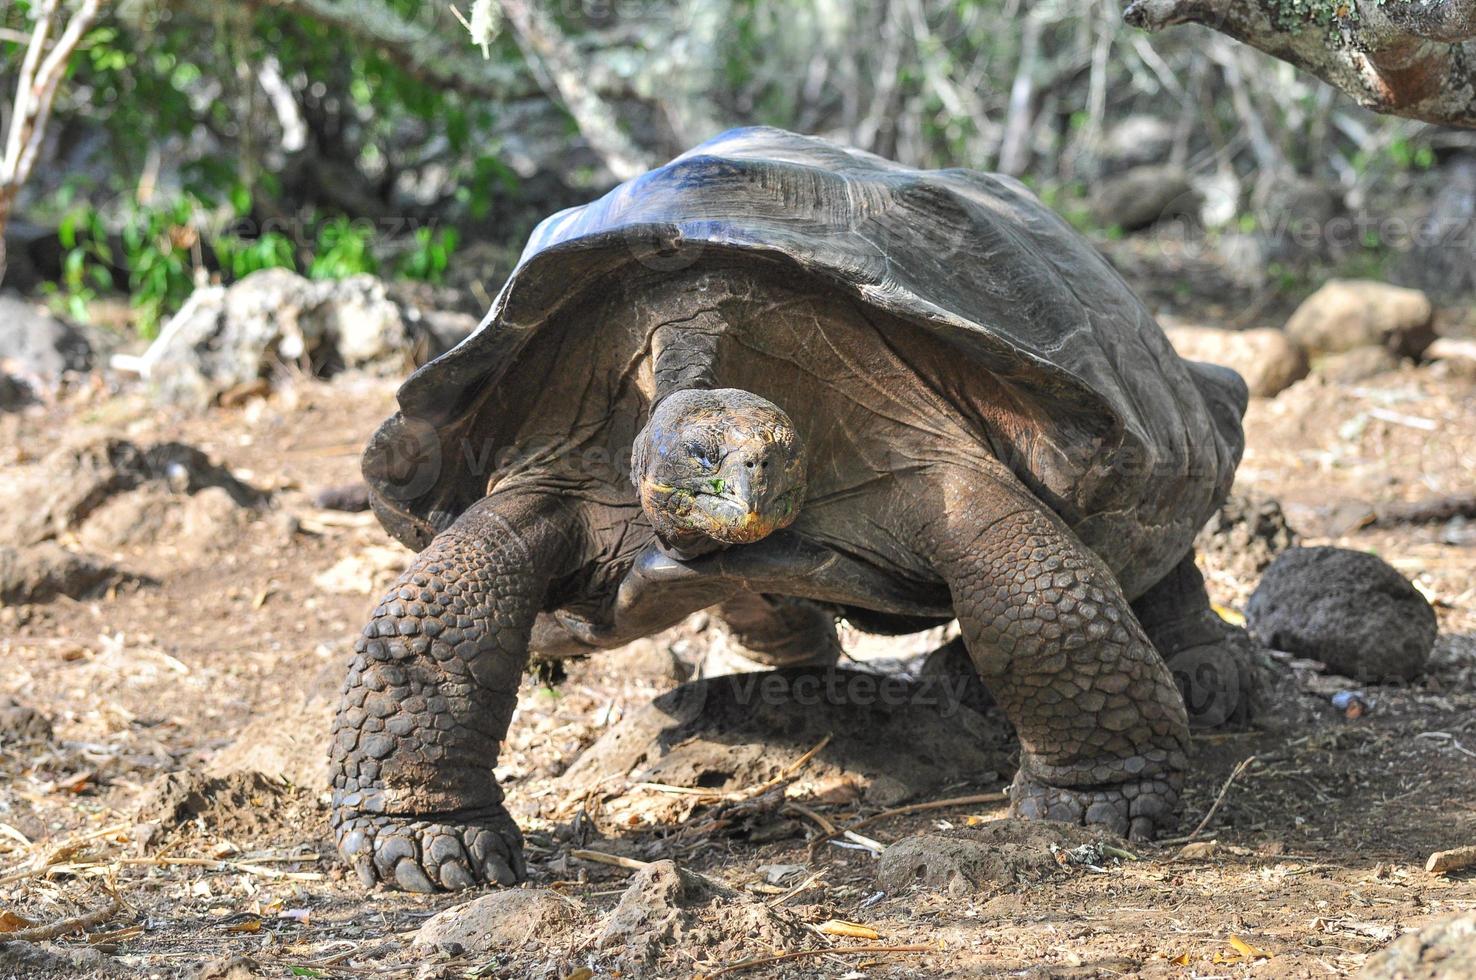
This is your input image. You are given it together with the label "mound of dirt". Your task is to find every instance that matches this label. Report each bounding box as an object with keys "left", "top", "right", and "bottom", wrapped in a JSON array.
[
  {"left": 598, "top": 860, "right": 816, "bottom": 966},
  {"left": 412, "top": 890, "right": 592, "bottom": 957},
  {"left": 877, "top": 820, "right": 1117, "bottom": 896},
  {"left": 1195, "top": 491, "right": 1299, "bottom": 590},
  {"left": 3, "top": 437, "right": 266, "bottom": 548},
  {"left": 561, "top": 667, "right": 1012, "bottom": 811},
  {"left": 133, "top": 770, "right": 322, "bottom": 849},
  {"left": 0, "top": 543, "right": 139, "bottom": 605},
  {"left": 207, "top": 661, "right": 339, "bottom": 790},
  {"left": 1357, "top": 911, "right": 1476, "bottom": 979},
  {"left": 0, "top": 695, "right": 53, "bottom": 745}
]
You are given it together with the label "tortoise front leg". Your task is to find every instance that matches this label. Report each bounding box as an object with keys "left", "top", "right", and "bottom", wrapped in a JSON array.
[
  {"left": 927, "top": 470, "right": 1191, "bottom": 840},
  {"left": 330, "top": 491, "right": 581, "bottom": 892}
]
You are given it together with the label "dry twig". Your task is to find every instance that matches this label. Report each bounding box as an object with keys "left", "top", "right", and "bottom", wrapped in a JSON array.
[
  {"left": 568, "top": 849, "right": 651, "bottom": 872},
  {"left": 806, "top": 790, "right": 1008, "bottom": 858},
  {"left": 0, "top": 897, "right": 121, "bottom": 944},
  {"left": 1165, "top": 755, "right": 1256, "bottom": 845}
]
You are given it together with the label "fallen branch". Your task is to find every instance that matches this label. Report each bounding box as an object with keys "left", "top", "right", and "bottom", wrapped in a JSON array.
[
  {"left": 0, "top": 897, "right": 121, "bottom": 944},
  {"left": 1426, "top": 844, "right": 1476, "bottom": 875},
  {"left": 699, "top": 942, "right": 935, "bottom": 978}
]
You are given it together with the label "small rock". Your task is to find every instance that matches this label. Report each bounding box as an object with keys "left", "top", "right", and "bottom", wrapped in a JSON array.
[
  {"left": 1357, "top": 911, "right": 1476, "bottom": 979},
  {"left": 877, "top": 820, "right": 1111, "bottom": 896},
  {"left": 1284, "top": 280, "right": 1436, "bottom": 358},
  {"left": 412, "top": 890, "right": 589, "bottom": 956},
  {"left": 0, "top": 372, "right": 37, "bottom": 411},
  {"left": 1314, "top": 345, "right": 1404, "bottom": 382},
  {"left": 1092, "top": 165, "right": 1201, "bottom": 232},
  {"left": 1164, "top": 324, "right": 1309, "bottom": 397},
  {"left": 193, "top": 955, "right": 266, "bottom": 980},
  {"left": 0, "top": 544, "right": 134, "bottom": 605},
  {"left": 1246, "top": 546, "right": 1437, "bottom": 683}
]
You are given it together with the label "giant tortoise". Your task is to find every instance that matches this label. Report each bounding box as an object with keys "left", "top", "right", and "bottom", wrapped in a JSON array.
[{"left": 331, "top": 127, "right": 1248, "bottom": 892}]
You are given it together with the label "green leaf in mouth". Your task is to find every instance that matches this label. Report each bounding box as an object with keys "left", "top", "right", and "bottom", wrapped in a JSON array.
[{"left": 708, "top": 478, "right": 726, "bottom": 494}]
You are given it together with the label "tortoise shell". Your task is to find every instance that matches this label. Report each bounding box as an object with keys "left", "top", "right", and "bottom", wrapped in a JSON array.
[{"left": 363, "top": 127, "right": 1243, "bottom": 593}]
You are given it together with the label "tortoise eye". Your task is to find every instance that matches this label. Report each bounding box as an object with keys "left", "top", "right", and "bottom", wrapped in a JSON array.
[{"left": 685, "top": 442, "right": 715, "bottom": 469}]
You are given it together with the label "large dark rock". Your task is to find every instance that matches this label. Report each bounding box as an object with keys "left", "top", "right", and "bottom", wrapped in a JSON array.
[
  {"left": 1092, "top": 165, "right": 1201, "bottom": 232},
  {"left": 1246, "top": 547, "right": 1437, "bottom": 682}
]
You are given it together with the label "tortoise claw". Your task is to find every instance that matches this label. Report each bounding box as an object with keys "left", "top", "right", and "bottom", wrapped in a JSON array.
[
  {"left": 1009, "top": 767, "right": 1180, "bottom": 842},
  {"left": 334, "top": 805, "right": 526, "bottom": 892}
]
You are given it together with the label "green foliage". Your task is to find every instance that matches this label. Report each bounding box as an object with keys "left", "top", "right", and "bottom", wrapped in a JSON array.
[
  {"left": 397, "top": 226, "right": 460, "bottom": 284},
  {"left": 55, "top": 197, "right": 200, "bottom": 338},
  {"left": 214, "top": 231, "right": 298, "bottom": 280},
  {"left": 309, "top": 217, "right": 380, "bottom": 280}
]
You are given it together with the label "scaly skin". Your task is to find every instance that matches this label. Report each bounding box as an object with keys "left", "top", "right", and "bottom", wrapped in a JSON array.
[
  {"left": 929, "top": 475, "right": 1191, "bottom": 840},
  {"left": 715, "top": 593, "right": 841, "bottom": 667},
  {"left": 329, "top": 492, "right": 580, "bottom": 892},
  {"left": 1131, "top": 553, "right": 1251, "bottom": 730}
]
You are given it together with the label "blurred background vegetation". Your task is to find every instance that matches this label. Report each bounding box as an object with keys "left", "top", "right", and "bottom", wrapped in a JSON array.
[{"left": 2, "top": 0, "right": 1472, "bottom": 338}]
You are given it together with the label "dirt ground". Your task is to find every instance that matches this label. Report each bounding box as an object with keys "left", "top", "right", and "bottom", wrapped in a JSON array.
[{"left": 1, "top": 312, "right": 1474, "bottom": 978}]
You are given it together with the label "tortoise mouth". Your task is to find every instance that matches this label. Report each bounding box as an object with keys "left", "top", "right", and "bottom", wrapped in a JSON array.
[{"left": 640, "top": 480, "right": 804, "bottom": 546}]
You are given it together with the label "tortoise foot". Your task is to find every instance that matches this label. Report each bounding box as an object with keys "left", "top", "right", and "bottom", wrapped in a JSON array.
[
  {"left": 334, "top": 805, "right": 526, "bottom": 893},
  {"left": 1008, "top": 767, "right": 1180, "bottom": 842}
]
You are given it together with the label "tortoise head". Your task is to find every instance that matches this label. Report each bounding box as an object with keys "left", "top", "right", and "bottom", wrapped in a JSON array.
[{"left": 632, "top": 388, "right": 806, "bottom": 551}]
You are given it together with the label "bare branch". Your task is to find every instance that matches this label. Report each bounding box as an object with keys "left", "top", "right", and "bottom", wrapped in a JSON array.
[
  {"left": 496, "top": 0, "right": 654, "bottom": 180},
  {"left": 1, "top": 0, "right": 108, "bottom": 285},
  {"left": 1124, "top": 0, "right": 1476, "bottom": 128}
]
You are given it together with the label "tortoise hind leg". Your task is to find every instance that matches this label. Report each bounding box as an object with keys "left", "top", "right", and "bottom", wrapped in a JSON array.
[
  {"left": 925, "top": 468, "right": 1190, "bottom": 840},
  {"left": 715, "top": 593, "right": 840, "bottom": 667},
  {"left": 1131, "top": 552, "right": 1251, "bottom": 729},
  {"left": 331, "top": 491, "right": 583, "bottom": 892}
]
